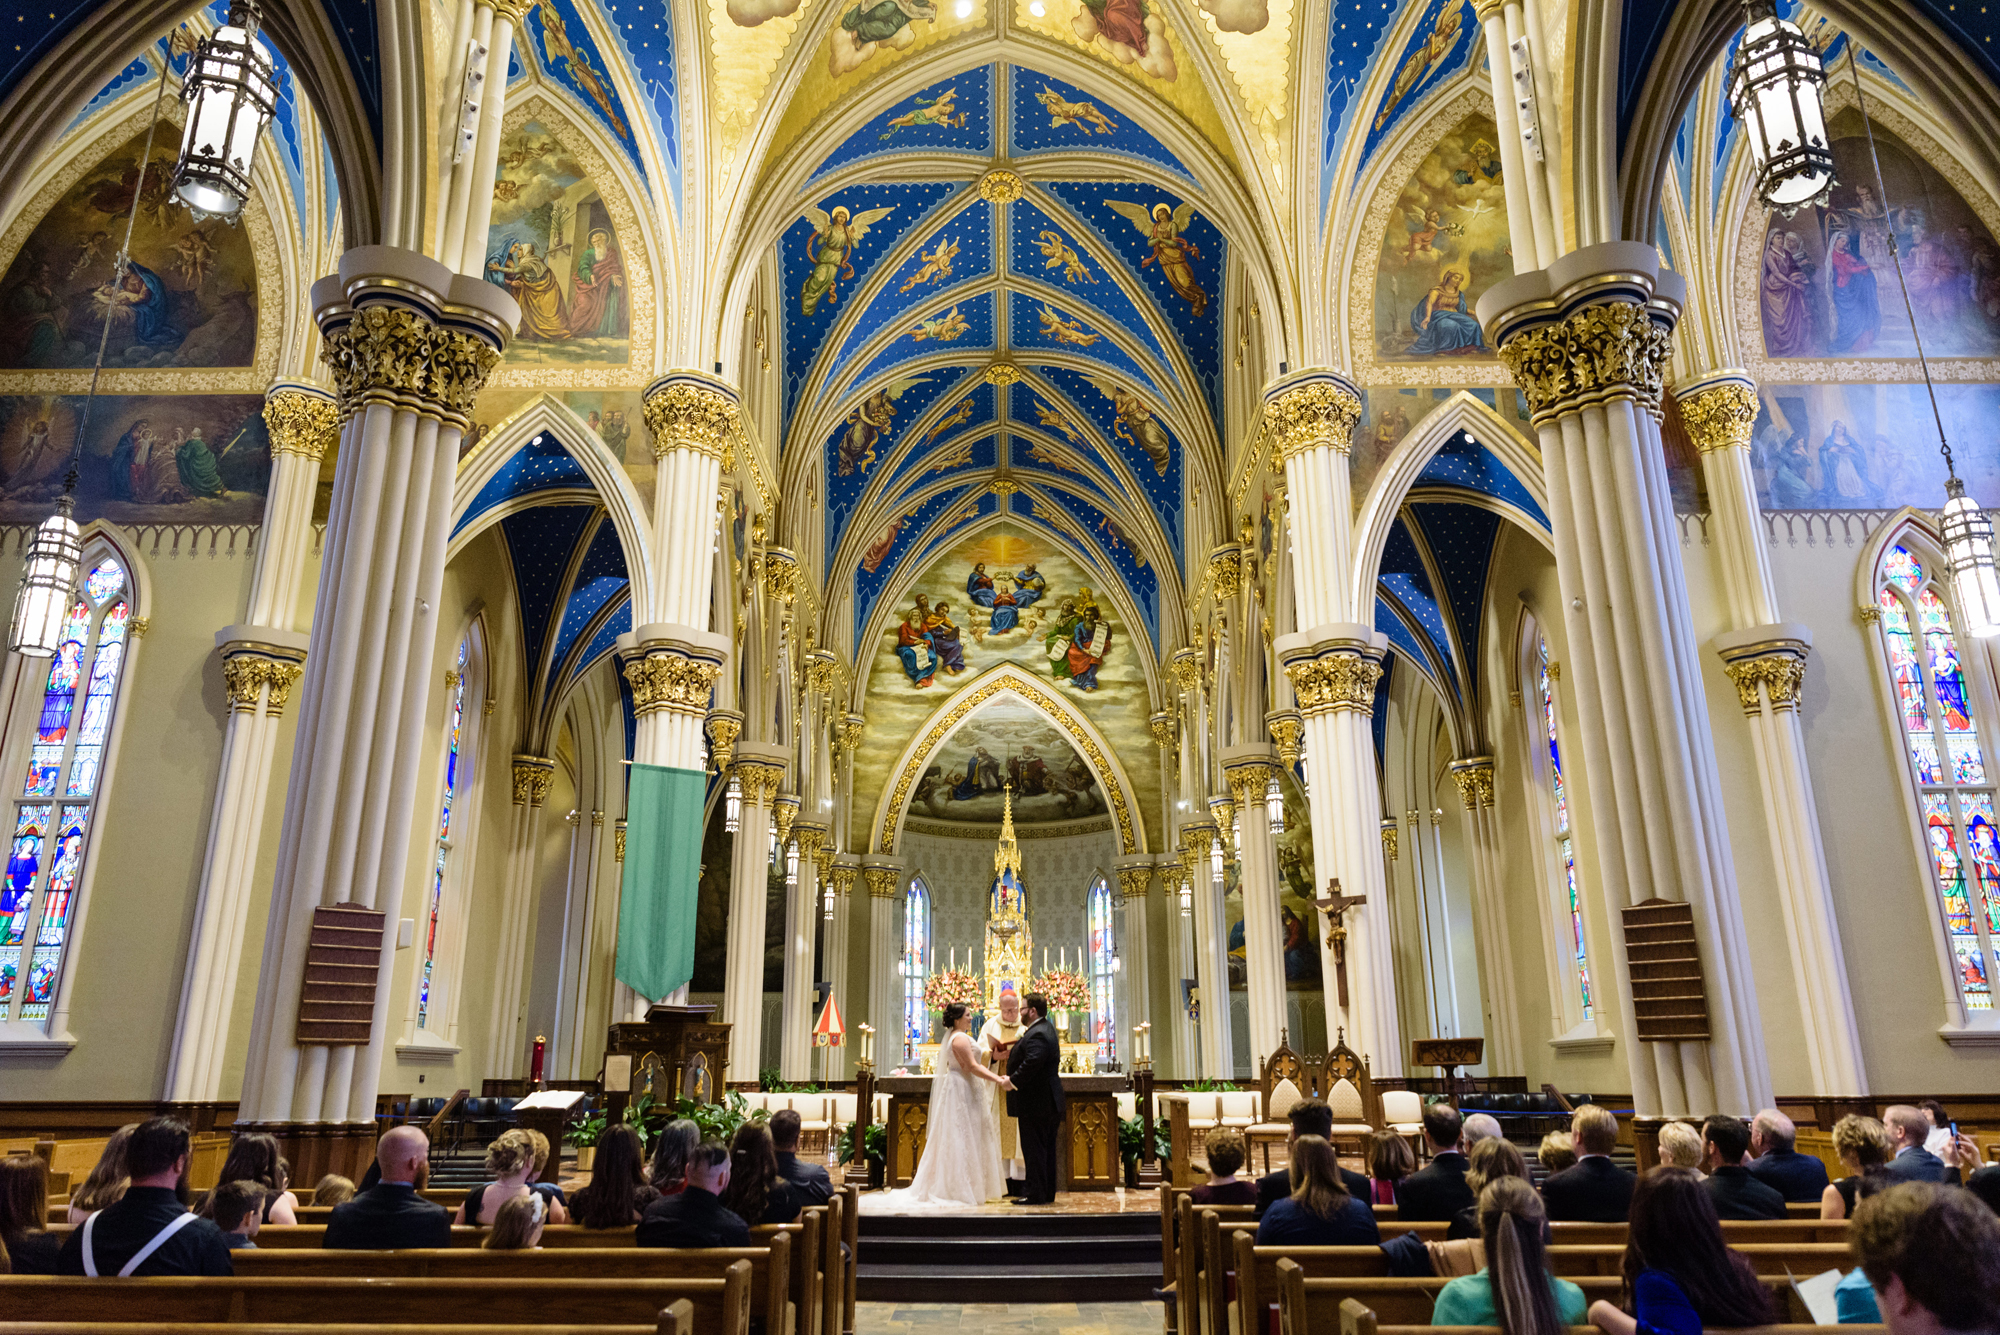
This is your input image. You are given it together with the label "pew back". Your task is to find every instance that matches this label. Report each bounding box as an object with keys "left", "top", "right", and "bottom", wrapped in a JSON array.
[{"left": 0, "top": 1302, "right": 696, "bottom": 1335}]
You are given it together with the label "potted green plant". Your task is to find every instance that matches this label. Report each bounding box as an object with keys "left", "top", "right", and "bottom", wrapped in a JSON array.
[
  {"left": 566, "top": 1107, "right": 607, "bottom": 1172},
  {"left": 1119, "top": 1115, "right": 1171, "bottom": 1188},
  {"left": 836, "top": 1120, "right": 888, "bottom": 1189}
]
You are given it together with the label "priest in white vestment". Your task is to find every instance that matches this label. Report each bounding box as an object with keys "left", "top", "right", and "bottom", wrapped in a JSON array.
[{"left": 980, "top": 989, "right": 1027, "bottom": 1188}]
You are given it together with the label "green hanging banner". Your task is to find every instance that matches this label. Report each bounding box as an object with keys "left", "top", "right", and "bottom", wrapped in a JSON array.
[{"left": 616, "top": 762, "right": 706, "bottom": 1003}]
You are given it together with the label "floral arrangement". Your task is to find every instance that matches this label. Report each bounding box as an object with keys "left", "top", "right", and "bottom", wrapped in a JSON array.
[
  {"left": 921, "top": 968, "right": 984, "bottom": 1013},
  {"left": 1031, "top": 968, "right": 1088, "bottom": 1013}
]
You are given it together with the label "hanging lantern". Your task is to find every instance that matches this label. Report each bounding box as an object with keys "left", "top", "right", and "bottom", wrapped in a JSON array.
[
  {"left": 1943, "top": 478, "right": 2000, "bottom": 637},
  {"left": 1266, "top": 774, "right": 1284, "bottom": 835},
  {"left": 1177, "top": 873, "right": 1191, "bottom": 919},
  {"left": 8, "top": 497, "right": 80, "bottom": 657},
  {"left": 173, "top": 1, "right": 278, "bottom": 221},
  {"left": 784, "top": 840, "right": 800, "bottom": 887},
  {"left": 724, "top": 775, "right": 742, "bottom": 833},
  {"left": 1209, "top": 840, "right": 1224, "bottom": 887},
  {"left": 822, "top": 881, "right": 836, "bottom": 919},
  {"left": 1727, "top": 0, "right": 1834, "bottom": 213}
]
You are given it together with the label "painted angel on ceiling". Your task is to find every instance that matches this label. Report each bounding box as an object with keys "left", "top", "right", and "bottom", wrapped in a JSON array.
[
  {"left": 1086, "top": 374, "right": 1170, "bottom": 475},
  {"left": 1038, "top": 305, "right": 1100, "bottom": 347},
  {"left": 880, "top": 88, "right": 968, "bottom": 138},
  {"left": 1106, "top": 200, "right": 1206, "bottom": 316},
  {"left": 837, "top": 375, "right": 930, "bottom": 476},
  {"left": 538, "top": 7, "right": 630, "bottom": 142},
  {"left": 799, "top": 203, "right": 896, "bottom": 315},
  {"left": 830, "top": 0, "right": 938, "bottom": 77}
]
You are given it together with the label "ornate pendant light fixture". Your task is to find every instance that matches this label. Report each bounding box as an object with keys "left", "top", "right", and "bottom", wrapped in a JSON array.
[
  {"left": 1265, "top": 773, "right": 1285, "bottom": 835},
  {"left": 1728, "top": 0, "right": 1834, "bottom": 213},
  {"left": 173, "top": 1, "right": 277, "bottom": 221},
  {"left": 724, "top": 775, "right": 742, "bottom": 833}
]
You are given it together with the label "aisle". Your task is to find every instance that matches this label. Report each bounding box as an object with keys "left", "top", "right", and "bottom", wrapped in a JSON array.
[{"left": 857, "top": 1302, "right": 1161, "bottom": 1334}]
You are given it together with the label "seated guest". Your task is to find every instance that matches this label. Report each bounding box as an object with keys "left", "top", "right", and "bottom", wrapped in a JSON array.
[
  {"left": 482, "top": 1192, "right": 547, "bottom": 1250},
  {"left": 1918, "top": 1099, "right": 1954, "bottom": 1158},
  {"left": 770, "top": 1109, "right": 834, "bottom": 1206},
  {"left": 1449, "top": 1136, "right": 1532, "bottom": 1241},
  {"left": 1849, "top": 1180, "right": 2000, "bottom": 1335},
  {"left": 1699, "top": 1115, "right": 1785, "bottom": 1220},
  {"left": 1543, "top": 1105, "right": 1636, "bottom": 1223},
  {"left": 1463, "top": 1113, "right": 1504, "bottom": 1150},
  {"left": 325, "top": 1125, "right": 451, "bottom": 1250},
  {"left": 1822, "top": 1114, "right": 1894, "bottom": 1220},
  {"left": 56, "top": 1116, "right": 232, "bottom": 1276},
  {"left": 569, "top": 1124, "right": 656, "bottom": 1228},
  {"left": 1655, "top": 1122, "right": 1704, "bottom": 1174},
  {"left": 1536, "top": 1132, "right": 1575, "bottom": 1178},
  {"left": 0, "top": 1154, "right": 60, "bottom": 1274},
  {"left": 1253, "top": 1100, "right": 1369, "bottom": 1214},
  {"left": 519, "top": 1128, "right": 568, "bottom": 1206},
  {"left": 1831, "top": 1174, "right": 1896, "bottom": 1323},
  {"left": 312, "top": 1174, "right": 355, "bottom": 1207},
  {"left": 1967, "top": 1164, "right": 2000, "bottom": 1216},
  {"left": 651, "top": 1118, "right": 702, "bottom": 1196},
  {"left": 197, "top": 1131, "right": 298, "bottom": 1226},
  {"left": 638, "top": 1141, "right": 750, "bottom": 1248},
  {"left": 1367, "top": 1130, "right": 1415, "bottom": 1206},
  {"left": 1745, "top": 1108, "right": 1830, "bottom": 1202},
  {"left": 1432, "top": 1178, "right": 1588, "bottom": 1332},
  {"left": 66, "top": 1123, "right": 136, "bottom": 1225},
  {"left": 1255, "top": 1136, "right": 1379, "bottom": 1246},
  {"left": 1395, "top": 1104, "right": 1474, "bottom": 1221},
  {"left": 1882, "top": 1105, "right": 1953, "bottom": 1184},
  {"left": 1584, "top": 1166, "right": 1772, "bottom": 1335},
  {"left": 211, "top": 1181, "right": 263, "bottom": 1250},
  {"left": 723, "top": 1122, "right": 803, "bottom": 1225},
  {"left": 1191, "top": 1128, "right": 1257, "bottom": 1205},
  {"left": 455, "top": 1130, "right": 570, "bottom": 1227}
]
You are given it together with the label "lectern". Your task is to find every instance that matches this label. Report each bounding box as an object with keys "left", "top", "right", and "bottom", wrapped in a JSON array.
[{"left": 606, "top": 1003, "right": 734, "bottom": 1104}]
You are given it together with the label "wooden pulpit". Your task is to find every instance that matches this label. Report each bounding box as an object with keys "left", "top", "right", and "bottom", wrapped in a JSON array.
[{"left": 606, "top": 1004, "right": 734, "bottom": 1104}]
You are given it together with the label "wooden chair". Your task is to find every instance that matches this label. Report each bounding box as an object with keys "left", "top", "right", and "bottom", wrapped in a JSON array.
[
  {"left": 1248, "top": 1033, "right": 1310, "bottom": 1173},
  {"left": 1319, "top": 1033, "right": 1377, "bottom": 1158}
]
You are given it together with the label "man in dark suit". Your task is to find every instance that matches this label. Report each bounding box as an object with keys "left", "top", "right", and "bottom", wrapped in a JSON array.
[
  {"left": 1745, "top": 1109, "right": 1830, "bottom": 1201},
  {"left": 770, "top": 1109, "right": 833, "bottom": 1205},
  {"left": 324, "top": 1125, "right": 452, "bottom": 1250},
  {"left": 1252, "top": 1100, "right": 1370, "bottom": 1215},
  {"left": 1881, "top": 1105, "right": 1952, "bottom": 1184},
  {"left": 1541, "top": 1104, "right": 1636, "bottom": 1222},
  {"left": 1392, "top": 1104, "right": 1475, "bottom": 1221},
  {"left": 57, "top": 1116, "right": 233, "bottom": 1276},
  {"left": 638, "top": 1142, "right": 751, "bottom": 1247},
  {"left": 1701, "top": 1115, "right": 1786, "bottom": 1220},
  {"left": 1005, "top": 992, "right": 1065, "bottom": 1204}
]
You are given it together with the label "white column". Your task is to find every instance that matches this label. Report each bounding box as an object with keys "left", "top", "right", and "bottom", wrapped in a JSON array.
[
  {"left": 1160, "top": 854, "right": 1195, "bottom": 1077},
  {"left": 1481, "top": 243, "right": 1770, "bottom": 1116},
  {"left": 781, "top": 825, "right": 826, "bottom": 1080},
  {"left": 437, "top": 0, "right": 534, "bottom": 275},
  {"left": 821, "top": 857, "right": 858, "bottom": 1081},
  {"left": 1224, "top": 753, "right": 1285, "bottom": 1071},
  {"left": 1184, "top": 821, "right": 1232, "bottom": 1078},
  {"left": 722, "top": 750, "right": 786, "bottom": 1082},
  {"left": 1115, "top": 860, "right": 1153, "bottom": 1070},
  {"left": 237, "top": 249, "right": 515, "bottom": 1143},
  {"left": 1681, "top": 373, "right": 1866, "bottom": 1097},
  {"left": 1447, "top": 758, "right": 1524, "bottom": 1073},
  {"left": 487, "top": 755, "right": 552, "bottom": 1076},
  {"left": 863, "top": 861, "right": 902, "bottom": 1062},
  {"left": 165, "top": 383, "right": 332, "bottom": 1103}
]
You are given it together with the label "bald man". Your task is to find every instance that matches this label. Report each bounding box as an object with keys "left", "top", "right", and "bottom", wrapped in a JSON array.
[{"left": 325, "top": 1127, "right": 451, "bottom": 1250}]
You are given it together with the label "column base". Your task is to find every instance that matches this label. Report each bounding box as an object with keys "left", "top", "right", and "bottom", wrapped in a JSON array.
[{"left": 231, "top": 1120, "right": 379, "bottom": 1184}]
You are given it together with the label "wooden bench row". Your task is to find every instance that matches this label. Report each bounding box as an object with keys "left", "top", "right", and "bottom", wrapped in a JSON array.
[
  {"left": 1291, "top": 1287, "right": 1880, "bottom": 1335},
  {"left": 0, "top": 1323, "right": 686, "bottom": 1335}
]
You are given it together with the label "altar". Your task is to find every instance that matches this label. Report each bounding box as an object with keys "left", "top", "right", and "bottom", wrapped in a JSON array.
[{"left": 879, "top": 1073, "right": 1126, "bottom": 1191}]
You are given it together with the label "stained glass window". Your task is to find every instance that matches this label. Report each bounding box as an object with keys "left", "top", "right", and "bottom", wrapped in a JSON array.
[
  {"left": 5, "top": 558, "right": 129, "bottom": 1027},
  {"left": 417, "top": 637, "right": 472, "bottom": 1031},
  {"left": 1879, "top": 544, "right": 2000, "bottom": 1010},
  {"left": 1087, "top": 876, "right": 1116, "bottom": 1065},
  {"left": 903, "top": 876, "right": 931, "bottom": 1060},
  {"left": 1535, "top": 635, "right": 1592, "bottom": 1020}
]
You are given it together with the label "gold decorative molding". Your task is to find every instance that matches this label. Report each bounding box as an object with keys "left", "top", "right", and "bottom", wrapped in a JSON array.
[
  {"left": 793, "top": 821, "right": 826, "bottom": 867},
  {"left": 1168, "top": 648, "right": 1201, "bottom": 694},
  {"left": 222, "top": 657, "right": 303, "bottom": 716},
  {"left": 263, "top": 387, "right": 340, "bottom": 461},
  {"left": 1448, "top": 757, "right": 1496, "bottom": 810},
  {"left": 901, "top": 815, "right": 1113, "bottom": 840},
  {"left": 614, "top": 819, "right": 626, "bottom": 862},
  {"left": 127, "top": 616, "right": 150, "bottom": 639},
  {"left": 1266, "top": 710, "right": 1303, "bottom": 767},
  {"left": 1380, "top": 819, "right": 1399, "bottom": 861},
  {"left": 830, "top": 864, "right": 859, "bottom": 897},
  {"left": 1496, "top": 300, "right": 1674, "bottom": 425},
  {"left": 836, "top": 713, "right": 866, "bottom": 756},
  {"left": 1284, "top": 655, "right": 1383, "bottom": 715},
  {"left": 644, "top": 379, "right": 740, "bottom": 466},
  {"left": 983, "top": 362, "right": 1023, "bottom": 386},
  {"left": 863, "top": 866, "right": 900, "bottom": 899},
  {"left": 1148, "top": 712, "right": 1177, "bottom": 750},
  {"left": 319, "top": 306, "right": 501, "bottom": 427},
  {"left": 1225, "top": 762, "right": 1278, "bottom": 811},
  {"left": 1266, "top": 378, "right": 1362, "bottom": 469},
  {"left": 735, "top": 760, "right": 786, "bottom": 808},
  {"left": 705, "top": 710, "right": 743, "bottom": 772},
  {"left": 489, "top": 0, "right": 538, "bottom": 23},
  {"left": 1677, "top": 380, "right": 1758, "bottom": 455},
  {"left": 623, "top": 652, "right": 723, "bottom": 718},
  {"left": 511, "top": 754, "right": 555, "bottom": 807},
  {"left": 1723, "top": 652, "right": 1809, "bottom": 714},
  {"left": 1858, "top": 605, "right": 1883, "bottom": 625},
  {"left": 1208, "top": 546, "right": 1242, "bottom": 600},
  {"left": 762, "top": 548, "right": 801, "bottom": 604},
  {"left": 977, "top": 169, "right": 1025, "bottom": 203},
  {"left": 1118, "top": 865, "right": 1153, "bottom": 900}
]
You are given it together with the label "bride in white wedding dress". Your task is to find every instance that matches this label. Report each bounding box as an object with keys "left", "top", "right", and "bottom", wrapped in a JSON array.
[{"left": 861, "top": 1002, "right": 1015, "bottom": 1212}]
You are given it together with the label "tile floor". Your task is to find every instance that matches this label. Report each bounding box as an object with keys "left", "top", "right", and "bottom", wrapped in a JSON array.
[{"left": 856, "top": 1301, "right": 1164, "bottom": 1334}]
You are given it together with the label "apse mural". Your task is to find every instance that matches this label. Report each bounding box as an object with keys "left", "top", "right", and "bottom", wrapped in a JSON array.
[
  {"left": 1755, "top": 113, "right": 2000, "bottom": 361},
  {"left": 909, "top": 700, "right": 1106, "bottom": 825},
  {"left": 1224, "top": 769, "right": 1321, "bottom": 989},
  {"left": 485, "top": 122, "right": 631, "bottom": 367},
  {"left": 1372, "top": 115, "right": 1509, "bottom": 363},
  {"left": 0, "top": 393, "right": 268, "bottom": 523},
  {"left": 1745, "top": 382, "right": 2000, "bottom": 511},
  {"left": 0, "top": 133, "right": 258, "bottom": 369}
]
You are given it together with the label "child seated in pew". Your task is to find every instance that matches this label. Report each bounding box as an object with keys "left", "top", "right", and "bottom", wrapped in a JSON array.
[
  {"left": 1431, "top": 1178, "right": 1587, "bottom": 1333},
  {"left": 483, "top": 1192, "right": 547, "bottom": 1251},
  {"left": 312, "top": 1174, "right": 355, "bottom": 1207},
  {"left": 212, "top": 1181, "right": 264, "bottom": 1250},
  {"left": 1585, "top": 1166, "right": 1773, "bottom": 1335},
  {"left": 65, "top": 1124, "right": 135, "bottom": 1225},
  {"left": 1190, "top": 1129, "right": 1256, "bottom": 1206},
  {"left": 520, "top": 1128, "right": 569, "bottom": 1207},
  {"left": 455, "top": 1130, "right": 571, "bottom": 1228}
]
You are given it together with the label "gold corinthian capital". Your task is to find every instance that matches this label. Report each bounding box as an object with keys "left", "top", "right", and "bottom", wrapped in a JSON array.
[
  {"left": 1496, "top": 300, "right": 1674, "bottom": 425},
  {"left": 1264, "top": 375, "right": 1363, "bottom": 471},
  {"left": 511, "top": 755, "right": 556, "bottom": 807},
  {"left": 644, "top": 375, "right": 741, "bottom": 467},
  {"left": 1677, "top": 377, "right": 1759, "bottom": 454},
  {"left": 1284, "top": 654, "right": 1382, "bottom": 716},
  {"left": 318, "top": 307, "right": 501, "bottom": 428},
  {"left": 263, "top": 386, "right": 340, "bottom": 461},
  {"left": 623, "top": 652, "right": 723, "bottom": 718}
]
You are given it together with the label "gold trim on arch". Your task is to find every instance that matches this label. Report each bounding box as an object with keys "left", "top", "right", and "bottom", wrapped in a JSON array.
[{"left": 877, "top": 671, "right": 1137, "bottom": 857}]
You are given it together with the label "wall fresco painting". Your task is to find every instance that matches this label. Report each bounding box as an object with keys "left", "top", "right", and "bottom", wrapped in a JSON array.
[
  {"left": 1372, "top": 115, "right": 1509, "bottom": 364},
  {"left": 0, "top": 133, "right": 258, "bottom": 369},
  {"left": 1748, "top": 382, "right": 2000, "bottom": 511},
  {"left": 909, "top": 699, "right": 1105, "bottom": 826},
  {"left": 463, "top": 387, "right": 650, "bottom": 518},
  {"left": 0, "top": 393, "right": 268, "bottom": 523},
  {"left": 486, "top": 122, "right": 630, "bottom": 368},
  {"left": 1224, "top": 768, "right": 1322, "bottom": 990}
]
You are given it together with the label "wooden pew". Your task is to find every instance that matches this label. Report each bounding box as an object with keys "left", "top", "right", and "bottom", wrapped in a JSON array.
[
  {"left": 837, "top": 1186, "right": 859, "bottom": 1335},
  {"left": 0, "top": 1268, "right": 752, "bottom": 1332},
  {"left": 1177, "top": 1195, "right": 1258, "bottom": 1335},
  {"left": 175, "top": 1221, "right": 807, "bottom": 1251},
  {"left": 0, "top": 1307, "right": 693, "bottom": 1335}
]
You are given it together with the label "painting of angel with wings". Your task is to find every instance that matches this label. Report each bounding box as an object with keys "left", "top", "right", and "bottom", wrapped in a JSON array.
[
  {"left": 1106, "top": 200, "right": 1207, "bottom": 315},
  {"left": 837, "top": 375, "right": 930, "bottom": 476},
  {"left": 799, "top": 203, "right": 896, "bottom": 315},
  {"left": 1036, "top": 230, "right": 1096, "bottom": 284},
  {"left": 880, "top": 88, "right": 968, "bottom": 139},
  {"left": 1038, "top": 305, "right": 1100, "bottom": 347},
  {"left": 899, "top": 236, "right": 960, "bottom": 292},
  {"left": 909, "top": 305, "right": 969, "bottom": 342},
  {"left": 1085, "top": 374, "right": 1171, "bottom": 475}
]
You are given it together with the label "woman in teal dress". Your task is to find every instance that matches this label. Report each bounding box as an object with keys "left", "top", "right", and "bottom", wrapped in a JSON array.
[{"left": 1432, "top": 1178, "right": 1587, "bottom": 1333}]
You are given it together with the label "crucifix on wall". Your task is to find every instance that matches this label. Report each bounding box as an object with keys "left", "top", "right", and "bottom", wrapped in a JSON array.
[{"left": 1314, "top": 878, "right": 1367, "bottom": 1010}]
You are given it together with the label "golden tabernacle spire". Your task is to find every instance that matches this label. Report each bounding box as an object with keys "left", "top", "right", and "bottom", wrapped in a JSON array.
[{"left": 994, "top": 781, "right": 1022, "bottom": 876}]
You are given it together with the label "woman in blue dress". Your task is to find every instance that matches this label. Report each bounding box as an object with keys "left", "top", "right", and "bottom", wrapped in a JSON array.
[{"left": 1407, "top": 269, "right": 1485, "bottom": 356}]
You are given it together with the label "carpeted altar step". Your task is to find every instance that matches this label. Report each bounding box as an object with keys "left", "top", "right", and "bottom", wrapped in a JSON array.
[{"left": 857, "top": 1210, "right": 1159, "bottom": 1302}]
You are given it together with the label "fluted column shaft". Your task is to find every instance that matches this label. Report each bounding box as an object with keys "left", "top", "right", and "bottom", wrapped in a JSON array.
[
  {"left": 1225, "top": 755, "right": 1286, "bottom": 1070},
  {"left": 1115, "top": 861, "right": 1152, "bottom": 1069},
  {"left": 1682, "top": 373, "right": 1864, "bottom": 1096},
  {"left": 1182, "top": 821, "right": 1232, "bottom": 1078},
  {"left": 1482, "top": 243, "right": 1769, "bottom": 1116},
  {"left": 722, "top": 751, "right": 786, "bottom": 1080},
  {"left": 1447, "top": 758, "right": 1522, "bottom": 1072},
  {"left": 822, "top": 859, "right": 858, "bottom": 1081},
  {"left": 487, "top": 755, "right": 552, "bottom": 1075},
  {"left": 1159, "top": 855, "right": 1194, "bottom": 1077},
  {"left": 781, "top": 825, "right": 827, "bottom": 1080},
  {"left": 863, "top": 863, "right": 902, "bottom": 1061}
]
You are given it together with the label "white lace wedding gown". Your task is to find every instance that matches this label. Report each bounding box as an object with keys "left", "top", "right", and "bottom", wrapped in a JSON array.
[{"left": 860, "top": 1031, "right": 1004, "bottom": 1213}]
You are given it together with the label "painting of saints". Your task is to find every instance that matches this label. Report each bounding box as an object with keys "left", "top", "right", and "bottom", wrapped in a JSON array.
[
  {"left": 952, "top": 746, "right": 1004, "bottom": 800},
  {"left": 1047, "top": 590, "right": 1112, "bottom": 690},
  {"left": 100, "top": 418, "right": 144, "bottom": 502},
  {"left": 1, "top": 261, "right": 71, "bottom": 367},
  {"left": 830, "top": 0, "right": 936, "bottom": 77},
  {"left": 1406, "top": 269, "right": 1484, "bottom": 355},
  {"left": 837, "top": 376, "right": 928, "bottom": 476},
  {"left": 491, "top": 242, "right": 571, "bottom": 340},
  {"left": 1905, "top": 213, "right": 1972, "bottom": 334},
  {"left": 897, "top": 604, "right": 938, "bottom": 687},
  {"left": 1011, "top": 563, "right": 1046, "bottom": 606},
  {"left": 1106, "top": 200, "right": 1207, "bottom": 315},
  {"left": 1825, "top": 225, "right": 1879, "bottom": 354},
  {"left": 923, "top": 598, "right": 967, "bottom": 675},
  {"left": 174, "top": 426, "right": 230, "bottom": 498},
  {"left": 1009, "top": 744, "right": 1049, "bottom": 795},
  {"left": 11, "top": 416, "right": 66, "bottom": 489},
  {"left": 566, "top": 229, "right": 626, "bottom": 338},
  {"left": 1759, "top": 230, "right": 1814, "bottom": 357},
  {"left": 798, "top": 203, "right": 896, "bottom": 314},
  {"left": 1818, "top": 422, "right": 1875, "bottom": 505},
  {"left": 967, "top": 561, "right": 1022, "bottom": 633},
  {"left": 862, "top": 514, "right": 906, "bottom": 573},
  {"left": 1072, "top": 0, "right": 1176, "bottom": 79}
]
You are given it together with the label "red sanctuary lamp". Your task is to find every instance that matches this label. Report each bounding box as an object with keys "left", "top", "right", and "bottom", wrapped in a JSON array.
[{"left": 531, "top": 1034, "right": 547, "bottom": 1087}]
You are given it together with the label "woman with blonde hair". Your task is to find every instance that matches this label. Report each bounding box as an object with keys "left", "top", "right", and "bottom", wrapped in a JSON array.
[
  {"left": 1449, "top": 1135, "right": 1530, "bottom": 1240},
  {"left": 1820, "top": 1114, "right": 1893, "bottom": 1220},
  {"left": 66, "top": 1123, "right": 137, "bottom": 1223},
  {"left": 1434, "top": 1178, "right": 1588, "bottom": 1332},
  {"left": 1656, "top": 1122, "right": 1705, "bottom": 1173},
  {"left": 453, "top": 1130, "right": 570, "bottom": 1226},
  {"left": 481, "top": 1191, "right": 546, "bottom": 1250},
  {"left": 1255, "top": 1136, "right": 1379, "bottom": 1245}
]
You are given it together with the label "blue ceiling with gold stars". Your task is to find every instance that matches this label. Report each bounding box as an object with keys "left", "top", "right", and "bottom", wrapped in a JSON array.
[{"left": 500, "top": 503, "right": 633, "bottom": 729}]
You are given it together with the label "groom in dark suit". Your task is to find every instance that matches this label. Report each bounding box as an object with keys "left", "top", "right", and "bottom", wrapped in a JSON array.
[{"left": 1005, "top": 992, "right": 1066, "bottom": 1204}]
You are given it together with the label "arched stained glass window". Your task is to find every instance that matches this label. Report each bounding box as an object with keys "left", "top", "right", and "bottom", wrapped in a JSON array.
[
  {"left": 1534, "top": 634, "right": 1592, "bottom": 1021},
  {"left": 1878, "top": 543, "right": 1999, "bottom": 1009},
  {"left": 2, "top": 558, "right": 130, "bottom": 1026},
  {"left": 417, "top": 636, "right": 471, "bottom": 1031},
  {"left": 1087, "top": 876, "right": 1116, "bottom": 1065},
  {"left": 903, "top": 876, "right": 931, "bottom": 1060}
]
